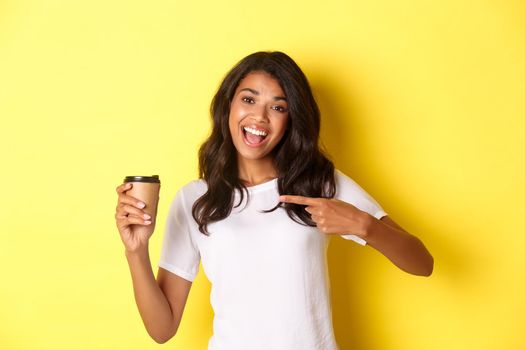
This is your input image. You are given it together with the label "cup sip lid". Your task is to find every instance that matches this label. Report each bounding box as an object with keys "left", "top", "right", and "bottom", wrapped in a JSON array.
[{"left": 124, "top": 175, "right": 160, "bottom": 183}]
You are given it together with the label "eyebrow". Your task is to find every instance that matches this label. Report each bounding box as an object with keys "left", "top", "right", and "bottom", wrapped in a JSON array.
[{"left": 239, "top": 88, "right": 287, "bottom": 102}]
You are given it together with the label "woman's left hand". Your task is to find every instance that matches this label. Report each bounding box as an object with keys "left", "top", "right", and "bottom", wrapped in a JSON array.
[{"left": 279, "top": 195, "right": 372, "bottom": 238}]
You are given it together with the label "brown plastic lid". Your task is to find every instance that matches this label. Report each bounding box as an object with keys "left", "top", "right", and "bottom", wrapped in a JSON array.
[{"left": 123, "top": 175, "right": 160, "bottom": 183}]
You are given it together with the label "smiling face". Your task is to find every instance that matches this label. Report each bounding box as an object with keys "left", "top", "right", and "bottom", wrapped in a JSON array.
[{"left": 228, "top": 71, "right": 290, "bottom": 167}]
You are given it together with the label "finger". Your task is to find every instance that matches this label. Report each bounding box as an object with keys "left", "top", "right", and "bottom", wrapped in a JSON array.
[
  {"left": 116, "top": 182, "right": 133, "bottom": 194},
  {"left": 115, "top": 212, "right": 128, "bottom": 220},
  {"left": 118, "top": 192, "right": 146, "bottom": 209},
  {"left": 279, "top": 195, "right": 319, "bottom": 206},
  {"left": 310, "top": 214, "right": 322, "bottom": 223},
  {"left": 125, "top": 215, "right": 152, "bottom": 226},
  {"left": 115, "top": 213, "right": 151, "bottom": 225},
  {"left": 118, "top": 204, "right": 151, "bottom": 220},
  {"left": 304, "top": 206, "right": 322, "bottom": 215}
]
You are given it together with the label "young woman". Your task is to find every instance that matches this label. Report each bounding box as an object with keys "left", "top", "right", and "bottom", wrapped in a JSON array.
[{"left": 114, "top": 51, "right": 433, "bottom": 350}]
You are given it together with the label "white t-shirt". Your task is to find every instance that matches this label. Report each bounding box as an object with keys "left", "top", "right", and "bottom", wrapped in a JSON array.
[{"left": 158, "top": 168, "right": 387, "bottom": 350}]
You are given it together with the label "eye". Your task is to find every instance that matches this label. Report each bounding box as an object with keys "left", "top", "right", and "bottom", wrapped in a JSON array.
[
  {"left": 272, "top": 105, "right": 288, "bottom": 113},
  {"left": 242, "top": 96, "right": 255, "bottom": 104}
]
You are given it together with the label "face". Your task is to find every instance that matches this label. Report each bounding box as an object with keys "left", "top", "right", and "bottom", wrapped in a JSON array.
[{"left": 228, "top": 71, "right": 290, "bottom": 165}]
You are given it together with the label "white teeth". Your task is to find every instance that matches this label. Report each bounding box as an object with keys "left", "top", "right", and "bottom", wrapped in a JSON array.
[{"left": 243, "top": 126, "right": 268, "bottom": 137}]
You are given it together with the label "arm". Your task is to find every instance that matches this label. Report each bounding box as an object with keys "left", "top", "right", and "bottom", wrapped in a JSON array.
[
  {"left": 362, "top": 215, "right": 434, "bottom": 276},
  {"left": 115, "top": 182, "right": 192, "bottom": 343},
  {"left": 279, "top": 195, "right": 434, "bottom": 277},
  {"left": 125, "top": 247, "right": 193, "bottom": 343}
]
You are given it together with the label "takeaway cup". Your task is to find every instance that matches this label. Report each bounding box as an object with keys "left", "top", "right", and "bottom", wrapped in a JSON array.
[{"left": 123, "top": 175, "right": 160, "bottom": 234}]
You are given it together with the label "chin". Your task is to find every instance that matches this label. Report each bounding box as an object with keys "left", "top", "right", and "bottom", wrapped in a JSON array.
[
  {"left": 239, "top": 152, "right": 271, "bottom": 161},
  {"left": 236, "top": 146, "right": 274, "bottom": 160}
]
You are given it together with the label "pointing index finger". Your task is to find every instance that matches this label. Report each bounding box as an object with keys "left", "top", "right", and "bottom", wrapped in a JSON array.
[{"left": 279, "top": 195, "right": 318, "bottom": 206}]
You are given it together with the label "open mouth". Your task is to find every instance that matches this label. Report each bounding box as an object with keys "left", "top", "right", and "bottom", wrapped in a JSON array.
[{"left": 242, "top": 126, "right": 269, "bottom": 146}]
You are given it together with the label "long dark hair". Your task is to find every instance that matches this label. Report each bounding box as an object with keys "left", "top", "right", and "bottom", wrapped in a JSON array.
[{"left": 192, "top": 51, "right": 336, "bottom": 235}]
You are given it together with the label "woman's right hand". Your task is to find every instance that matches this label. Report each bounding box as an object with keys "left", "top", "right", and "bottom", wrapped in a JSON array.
[{"left": 115, "top": 182, "right": 154, "bottom": 252}]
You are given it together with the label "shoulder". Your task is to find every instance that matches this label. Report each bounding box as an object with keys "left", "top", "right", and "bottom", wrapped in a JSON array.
[
  {"left": 333, "top": 168, "right": 385, "bottom": 214},
  {"left": 333, "top": 168, "right": 361, "bottom": 190},
  {"left": 179, "top": 178, "right": 207, "bottom": 194},
  {"left": 174, "top": 178, "right": 208, "bottom": 205},
  {"left": 333, "top": 168, "right": 375, "bottom": 201}
]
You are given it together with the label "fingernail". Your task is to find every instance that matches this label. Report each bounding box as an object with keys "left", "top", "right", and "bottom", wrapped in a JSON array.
[
  {"left": 138, "top": 202, "right": 145, "bottom": 208},
  {"left": 143, "top": 214, "right": 151, "bottom": 219},
  {"left": 144, "top": 220, "right": 151, "bottom": 225}
]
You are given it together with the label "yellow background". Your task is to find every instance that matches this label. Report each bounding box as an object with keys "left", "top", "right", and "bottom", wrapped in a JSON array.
[{"left": 1, "top": 0, "right": 524, "bottom": 349}]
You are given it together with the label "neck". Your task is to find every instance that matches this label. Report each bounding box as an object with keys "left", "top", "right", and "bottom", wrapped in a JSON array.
[{"left": 237, "top": 155, "right": 278, "bottom": 187}]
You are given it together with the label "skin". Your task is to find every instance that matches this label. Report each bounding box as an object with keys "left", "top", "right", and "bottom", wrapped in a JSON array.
[
  {"left": 113, "top": 71, "right": 291, "bottom": 343},
  {"left": 115, "top": 182, "right": 191, "bottom": 343},
  {"left": 231, "top": 72, "right": 433, "bottom": 276},
  {"left": 228, "top": 71, "right": 289, "bottom": 186},
  {"left": 278, "top": 195, "right": 434, "bottom": 276},
  {"left": 114, "top": 69, "right": 433, "bottom": 344}
]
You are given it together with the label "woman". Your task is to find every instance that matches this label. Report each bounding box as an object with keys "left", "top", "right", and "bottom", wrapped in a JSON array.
[{"left": 114, "top": 51, "right": 433, "bottom": 350}]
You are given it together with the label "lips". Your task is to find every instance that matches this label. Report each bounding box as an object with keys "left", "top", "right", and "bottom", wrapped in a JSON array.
[
  {"left": 242, "top": 124, "right": 270, "bottom": 135},
  {"left": 241, "top": 124, "right": 270, "bottom": 147}
]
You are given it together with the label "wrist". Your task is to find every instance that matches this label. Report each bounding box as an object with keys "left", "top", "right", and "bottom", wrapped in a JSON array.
[
  {"left": 358, "top": 212, "right": 376, "bottom": 239},
  {"left": 125, "top": 245, "right": 149, "bottom": 259}
]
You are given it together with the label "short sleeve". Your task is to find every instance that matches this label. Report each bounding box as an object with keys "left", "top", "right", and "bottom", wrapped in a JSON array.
[
  {"left": 158, "top": 187, "right": 200, "bottom": 282},
  {"left": 334, "top": 169, "right": 388, "bottom": 246}
]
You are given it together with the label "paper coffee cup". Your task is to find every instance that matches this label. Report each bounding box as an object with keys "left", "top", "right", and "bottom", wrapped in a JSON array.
[{"left": 123, "top": 175, "right": 161, "bottom": 233}]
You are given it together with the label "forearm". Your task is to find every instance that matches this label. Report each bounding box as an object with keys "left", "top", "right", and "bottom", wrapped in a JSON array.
[
  {"left": 363, "top": 215, "right": 434, "bottom": 276},
  {"left": 125, "top": 246, "right": 177, "bottom": 343}
]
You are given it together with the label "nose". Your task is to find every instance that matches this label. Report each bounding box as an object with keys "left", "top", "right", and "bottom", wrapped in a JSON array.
[{"left": 250, "top": 104, "right": 269, "bottom": 122}]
